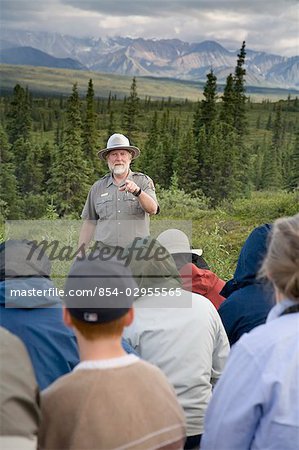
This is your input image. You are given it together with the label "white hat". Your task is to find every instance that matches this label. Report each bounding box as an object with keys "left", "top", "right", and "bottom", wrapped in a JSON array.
[
  {"left": 157, "top": 229, "right": 203, "bottom": 256},
  {"left": 98, "top": 133, "right": 140, "bottom": 160}
]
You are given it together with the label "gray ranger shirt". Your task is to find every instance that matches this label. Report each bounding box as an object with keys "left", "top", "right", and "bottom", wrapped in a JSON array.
[{"left": 81, "top": 170, "right": 159, "bottom": 247}]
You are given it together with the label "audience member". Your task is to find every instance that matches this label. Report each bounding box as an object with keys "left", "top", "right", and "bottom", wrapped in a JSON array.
[
  {"left": 157, "top": 229, "right": 225, "bottom": 309},
  {"left": 123, "top": 237, "right": 229, "bottom": 450},
  {"left": 0, "top": 239, "right": 80, "bottom": 390},
  {"left": 39, "top": 257, "right": 186, "bottom": 450},
  {"left": 201, "top": 213, "right": 299, "bottom": 450},
  {"left": 218, "top": 224, "right": 274, "bottom": 345},
  {"left": 0, "top": 326, "right": 40, "bottom": 450}
]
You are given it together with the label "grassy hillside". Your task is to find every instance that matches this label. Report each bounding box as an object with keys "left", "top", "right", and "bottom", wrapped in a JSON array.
[
  {"left": 1, "top": 64, "right": 298, "bottom": 101},
  {"left": 155, "top": 190, "right": 299, "bottom": 280},
  {"left": 0, "top": 64, "right": 204, "bottom": 101}
]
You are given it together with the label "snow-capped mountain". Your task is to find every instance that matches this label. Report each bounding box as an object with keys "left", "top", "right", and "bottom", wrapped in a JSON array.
[{"left": 1, "top": 29, "right": 298, "bottom": 88}]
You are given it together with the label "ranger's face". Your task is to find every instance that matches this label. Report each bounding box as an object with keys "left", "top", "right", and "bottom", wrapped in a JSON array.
[{"left": 107, "top": 149, "right": 132, "bottom": 176}]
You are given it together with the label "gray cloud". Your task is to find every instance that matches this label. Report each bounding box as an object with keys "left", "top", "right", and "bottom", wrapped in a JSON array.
[
  {"left": 1, "top": 0, "right": 53, "bottom": 19},
  {"left": 1, "top": 0, "right": 298, "bottom": 56},
  {"left": 61, "top": 0, "right": 296, "bottom": 17}
]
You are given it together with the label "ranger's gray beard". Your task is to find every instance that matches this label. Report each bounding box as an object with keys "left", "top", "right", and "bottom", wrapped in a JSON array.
[{"left": 108, "top": 162, "right": 130, "bottom": 175}]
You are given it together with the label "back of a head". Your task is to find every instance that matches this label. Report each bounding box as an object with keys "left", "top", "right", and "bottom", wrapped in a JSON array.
[
  {"left": 0, "top": 239, "right": 51, "bottom": 281},
  {"left": 233, "top": 223, "right": 272, "bottom": 283},
  {"left": 64, "top": 257, "right": 137, "bottom": 325},
  {"left": 261, "top": 213, "right": 299, "bottom": 302},
  {"left": 124, "top": 237, "right": 181, "bottom": 290}
]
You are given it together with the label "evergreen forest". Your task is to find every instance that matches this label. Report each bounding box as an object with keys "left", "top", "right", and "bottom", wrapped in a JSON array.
[{"left": 1, "top": 42, "right": 298, "bottom": 277}]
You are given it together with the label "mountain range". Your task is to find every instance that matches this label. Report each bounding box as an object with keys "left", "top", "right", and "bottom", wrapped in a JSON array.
[{"left": 1, "top": 29, "right": 298, "bottom": 89}]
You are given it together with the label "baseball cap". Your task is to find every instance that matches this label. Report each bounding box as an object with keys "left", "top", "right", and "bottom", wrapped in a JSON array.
[{"left": 64, "top": 258, "right": 137, "bottom": 324}]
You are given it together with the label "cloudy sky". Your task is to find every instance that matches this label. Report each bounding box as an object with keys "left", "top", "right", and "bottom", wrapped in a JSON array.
[{"left": 1, "top": 0, "right": 298, "bottom": 56}]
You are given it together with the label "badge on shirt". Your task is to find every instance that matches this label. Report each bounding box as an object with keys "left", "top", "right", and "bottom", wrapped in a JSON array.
[{"left": 101, "top": 192, "right": 109, "bottom": 197}]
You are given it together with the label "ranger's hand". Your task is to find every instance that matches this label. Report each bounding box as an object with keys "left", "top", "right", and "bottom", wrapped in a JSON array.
[{"left": 119, "top": 180, "right": 140, "bottom": 194}]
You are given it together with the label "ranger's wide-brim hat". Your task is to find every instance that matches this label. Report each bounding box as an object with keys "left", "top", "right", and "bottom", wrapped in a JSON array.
[{"left": 98, "top": 133, "right": 140, "bottom": 161}]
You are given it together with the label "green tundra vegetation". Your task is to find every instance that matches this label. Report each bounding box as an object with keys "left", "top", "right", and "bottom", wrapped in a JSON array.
[{"left": 0, "top": 42, "right": 298, "bottom": 279}]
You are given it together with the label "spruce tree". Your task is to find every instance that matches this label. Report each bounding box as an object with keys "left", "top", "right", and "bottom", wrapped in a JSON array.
[
  {"left": 173, "top": 128, "right": 199, "bottom": 193},
  {"left": 289, "top": 130, "right": 299, "bottom": 190},
  {"left": 217, "top": 124, "right": 241, "bottom": 201},
  {"left": 40, "top": 141, "right": 53, "bottom": 187},
  {"left": 256, "top": 115, "right": 261, "bottom": 129},
  {"left": 169, "top": 116, "right": 181, "bottom": 167},
  {"left": 233, "top": 41, "right": 250, "bottom": 197},
  {"left": 197, "top": 124, "right": 222, "bottom": 204},
  {"left": 0, "top": 124, "right": 20, "bottom": 219},
  {"left": 220, "top": 73, "right": 235, "bottom": 127},
  {"left": 261, "top": 141, "right": 282, "bottom": 190},
  {"left": 193, "top": 101, "right": 202, "bottom": 141},
  {"left": 55, "top": 119, "right": 64, "bottom": 147},
  {"left": 82, "top": 79, "right": 98, "bottom": 178},
  {"left": 200, "top": 70, "right": 218, "bottom": 135},
  {"left": 107, "top": 91, "right": 112, "bottom": 113},
  {"left": 107, "top": 111, "right": 116, "bottom": 140},
  {"left": 272, "top": 103, "right": 284, "bottom": 163},
  {"left": 160, "top": 131, "right": 175, "bottom": 188},
  {"left": 10, "top": 137, "right": 47, "bottom": 218},
  {"left": 142, "top": 112, "right": 159, "bottom": 176},
  {"left": 141, "top": 111, "right": 175, "bottom": 188},
  {"left": 250, "top": 141, "right": 265, "bottom": 190},
  {"left": 12, "top": 139, "right": 43, "bottom": 195},
  {"left": 233, "top": 41, "right": 247, "bottom": 136},
  {"left": 123, "top": 77, "right": 140, "bottom": 140},
  {"left": 142, "top": 112, "right": 168, "bottom": 187},
  {"left": 50, "top": 83, "right": 91, "bottom": 216},
  {"left": 265, "top": 103, "right": 284, "bottom": 189},
  {"left": 6, "top": 84, "right": 32, "bottom": 144},
  {"left": 266, "top": 113, "right": 272, "bottom": 130},
  {"left": 196, "top": 122, "right": 241, "bottom": 205},
  {"left": 156, "top": 110, "right": 176, "bottom": 188}
]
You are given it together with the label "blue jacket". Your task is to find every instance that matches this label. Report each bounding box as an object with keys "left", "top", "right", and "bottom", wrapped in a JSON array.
[
  {"left": 0, "top": 277, "right": 137, "bottom": 390},
  {"left": 218, "top": 224, "right": 274, "bottom": 345},
  {"left": 0, "top": 277, "right": 80, "bottom": 390}
]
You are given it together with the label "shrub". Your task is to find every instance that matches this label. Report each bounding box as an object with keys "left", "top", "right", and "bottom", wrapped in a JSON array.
[
  {"left": 227, "top": 190, "right": 299, "bottom": 223},
  {"left": 156, "top": 185, "right": 210, "bottom": 220}
]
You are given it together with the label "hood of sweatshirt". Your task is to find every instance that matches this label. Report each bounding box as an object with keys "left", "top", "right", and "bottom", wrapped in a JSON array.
[{"left": 221, "top": 224, "right": 272, "bottom": 298}]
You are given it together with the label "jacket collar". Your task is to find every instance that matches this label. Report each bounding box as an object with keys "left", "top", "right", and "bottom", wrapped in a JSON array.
[{"left": 266, "top": 298, "right": 297, "bottom": 322}]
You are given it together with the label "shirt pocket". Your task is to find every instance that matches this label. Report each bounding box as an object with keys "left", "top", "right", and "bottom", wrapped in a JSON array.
[
  {"left": 123, "top": 196, "right": 143, "bottom": 216},
  {"left": 96, "top": 195, "right": 113, "bottom": 220}
]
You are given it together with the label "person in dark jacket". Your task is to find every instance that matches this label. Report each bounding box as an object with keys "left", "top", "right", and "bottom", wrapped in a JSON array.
[
  {"left": 218, "top": 224, "right": 274, "bottom": 345},
  {"left": 0, "top": 239, "right": 80, "bottom": 390}
]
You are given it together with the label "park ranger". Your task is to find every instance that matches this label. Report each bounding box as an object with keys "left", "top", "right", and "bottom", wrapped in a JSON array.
[{"left": 78, "top": 133, "right": 159, "bottom": 254}]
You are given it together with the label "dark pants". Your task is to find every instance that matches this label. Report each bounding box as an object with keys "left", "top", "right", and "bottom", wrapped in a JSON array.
[{"left": 184, "top": 434, "right": 202, "bottom": 450}]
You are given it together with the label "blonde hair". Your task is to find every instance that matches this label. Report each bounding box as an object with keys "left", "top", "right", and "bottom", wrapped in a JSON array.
[
  {"left": 69, "top": 314, "right": 127, "bottom": 341},
  {"left": 260, "top": 213, "right": 299, "bottom": 301}
]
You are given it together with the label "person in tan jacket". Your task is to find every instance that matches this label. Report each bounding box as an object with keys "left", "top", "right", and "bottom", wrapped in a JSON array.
[
  {"left": 0, "top": 327, "right": 40, "bottom": 450},
  {"left": 39, "top": 257, "right": 186, "bottom": 450}
]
